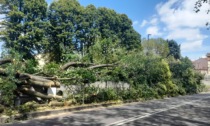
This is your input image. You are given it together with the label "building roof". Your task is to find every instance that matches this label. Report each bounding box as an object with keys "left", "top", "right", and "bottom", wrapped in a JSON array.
[{"left": 193, "top": 58, "right": 208, "bottom": 70}]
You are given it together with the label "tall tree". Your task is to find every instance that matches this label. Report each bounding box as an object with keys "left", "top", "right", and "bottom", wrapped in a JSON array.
[
  {"left": 47, "top": 0, "right": 83, "bottom": 62},
  {"left": 0, "top": 0, "right": 48, "bottom": 59},
  {"left": 0, "top": 0, "right": 24, "bottom": 53},
  {"left": 97, "top": 8, "right": 141, "bottom": 50},
  {"left": 167, "top": 40, "right": 181, "bottom": 60},
  {"left": 76, "top": 4, "right": 99, "bottom": 57},
  {"left": 142, "top": 38, "right": 169, "bottom": 58}
]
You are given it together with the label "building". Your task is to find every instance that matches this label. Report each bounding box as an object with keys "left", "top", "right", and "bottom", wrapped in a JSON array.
[
  {"left": 207, "top": 53, "right": 210, "bottom": 74},
  {"left": 193, "top": 53, "right": 210, "bottom": 75}
]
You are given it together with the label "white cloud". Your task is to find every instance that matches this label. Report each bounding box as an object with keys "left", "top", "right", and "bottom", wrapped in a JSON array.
[
  {"left": 150, "top": 18, "right": 158, "bottom": 25},
  {"left": 201, "top": 55, "right": 207, "bottom": 58},
  {"left": 140, "top": 20, "right": 148, "bottom": 27},
  {"left": 181, "top": 40, "right": 202, "bottom": 52},
  {"left": 157, "top": 0, "right": 210, "bottom": 30},
  {"left": 155, "top": 0, "right": 209, "bottom": 55},
  {"left": 167, "top": 28, "right": 208, "bottom": 41},
  {"left": 146, "top": 26, "right": 161, "bottom": 36},
  {"left": 140, "top": 18, "right": 158, "bottom": 28},
  {"left": 132, "top": 20, "right": 139, "bottom": 26}
]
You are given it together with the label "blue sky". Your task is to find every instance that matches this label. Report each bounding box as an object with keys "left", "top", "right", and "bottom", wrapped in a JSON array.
[
  {"left": 75, "top": 0, "right": 210, "bottom": 60},
  {"left": 39, "top": 0, "right": 210, "bottom": 60},
  {"left": 0, "top": 0, "right": 208, "bottom": 60}
]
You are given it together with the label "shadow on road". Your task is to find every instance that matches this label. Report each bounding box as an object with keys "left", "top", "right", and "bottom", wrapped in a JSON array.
[{"left": 4, "top": 94, "right": 210, "bottom": 126}]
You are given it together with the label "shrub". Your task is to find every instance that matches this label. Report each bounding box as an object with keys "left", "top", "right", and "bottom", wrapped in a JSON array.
[
  {"left": 0, "top": 105, "right": 4, "bottom": 113},
  {"left": 18, "top": 101, "right": 37, "bottom": 114},
  {"left": 169, "top": 57, "right": 204, "bottom": 95},
  {"left": 97, "top": 88, "right": 118, "bottom": 101},
  {"left": 43, "top": 62, "right": 60, "bottom": 76},
  {"left": 24, "top": 59, "right": 38, "bottom": 74}
]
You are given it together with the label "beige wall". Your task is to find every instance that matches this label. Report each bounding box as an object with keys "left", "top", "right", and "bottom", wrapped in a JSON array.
[{"left": 208, "top": 61, "right": 210, "bottom": 74}]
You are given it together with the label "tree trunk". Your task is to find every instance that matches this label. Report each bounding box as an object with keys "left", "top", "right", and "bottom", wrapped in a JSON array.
[
  {"left": 19, "top": 88, "right": 63, "bottom": 100},
  {"left": 61, "top": 62, "right": 94, "bottom": 70},
  {"left": 88, "top": 64, "right": 116, "bottom": 69},
  {"left": 0, "top": 59, "right": 13, "bottom": 65},
  {"left": 28, "top": 79, "right": 60, "bottom": 88}
]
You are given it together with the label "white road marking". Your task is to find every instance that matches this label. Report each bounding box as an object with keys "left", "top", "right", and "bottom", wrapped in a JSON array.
[{"left": 107, "top": 98, "right": 210, "bottom": 126}]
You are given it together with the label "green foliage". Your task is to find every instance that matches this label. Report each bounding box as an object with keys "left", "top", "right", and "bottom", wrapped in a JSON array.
[
  {"left": 0, "top": 50, "right": 25, "bottom": 106},
  {"left": 121, "top": 51, "right": 173, "bottom": 88},
  {"left": 61, "top": 53, "right": 81, "bottom": 63},
  {"left": 0, "top": 79, "right": 16, "bottom": 105},
  {"left": 42, "top": 62, "right": 60, "bottom": 76},
  {"left": 47, "top": 0, "right": 83, "bottom": 62},
  {"left": 167, "top": 40, "right": 181, "bottom": 59},
  {"left": 141, "top": 84, "right": 159, "bottom": 100},
  {"left": 24, "top": 59, "right": 39, "bottom": 74},
  {"left": 87, "top": 38, "right": 125, "bottom": 64},
  {"left": 0, "top": 0, "right": 205, "bottom": 111},
  {"left": 169, "top": 57, "right": 204, "bottom": 94},
  {"left": 0, "top": 0, "right": 48, "bottom": 59},
  {"left": 97, "top": 8, "right": 141, "bottom": 50},
  {"left": 142, "top": 38, "right": 169, "bottom": 58},
  {"left": 18, "top": 101, "right": 37, "bottom": 113},
  {"left": 76, "top": 69, "right": 96, "bottom": 83},
  {"left": 120, "top": 87, "right": 142, "bottom": 100},
  {"left": 0, "top": 104, "right": 4, "bottom": 113},
  {"left": 96, "top": 88, "right": 118, "bottom": 101}
]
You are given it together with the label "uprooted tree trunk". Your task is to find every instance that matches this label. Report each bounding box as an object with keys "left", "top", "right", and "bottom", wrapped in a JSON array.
[
  {"left": 0, "top": 59, "right": 63, "bottom": 103},
  {"left": 0, "top": 59, "right": 117, "bottom": 105},
  {"left": 20, "top": 88, "right": 62, "bottom": 100},
  {"left": 17, "top": 73, "right": 60, "bottom": 88}
]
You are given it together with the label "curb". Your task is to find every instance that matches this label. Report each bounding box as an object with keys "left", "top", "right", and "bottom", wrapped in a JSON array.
[
  {"left": 27, "top": 102, "right": 119, "bottom": 119},
  {"left": 0, "top": 102, "right": 119, "bottom": 124}
]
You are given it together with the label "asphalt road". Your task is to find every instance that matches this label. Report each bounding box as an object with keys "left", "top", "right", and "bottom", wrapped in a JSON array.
[{"left": 4, "top": 93, "right": 210, "bottom": 126}]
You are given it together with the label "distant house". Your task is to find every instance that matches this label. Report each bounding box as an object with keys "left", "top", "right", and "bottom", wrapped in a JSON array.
[
  {"left": 193, "top": 53, "right": 210, "bottom": 75},
  {"left": 193, "top": 58, "right": 208, "bottom": 75},
  {"left": 207, "top": 53, "right": 210, "bottom": 74}
]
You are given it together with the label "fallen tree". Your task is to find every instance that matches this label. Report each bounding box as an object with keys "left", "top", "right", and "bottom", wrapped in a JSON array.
[
  {"left": 19, "top": 88, "right": 62, "bottom": 100},
  {"left": 88, "top": 64, "right": 116, "bottom": 69},
  {"left": 61, "top": 62, "right": 94, "bottom": 70},
  {"left": 0, "top": 58, "right": 117, "bottom": 105},
  {"left": 0, "top": 59, "right": 13, "bottom": 65}
]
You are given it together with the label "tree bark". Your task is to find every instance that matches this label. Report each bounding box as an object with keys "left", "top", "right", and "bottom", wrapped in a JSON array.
[
  {"left": 15, "top": 73, "right": 61, "bottom": 87},
  {"left": 0, "top": 59, "right": 13, "bottom": 65},
  {"left": 61, "top": 62, "right": 94, "bottom": 70},
  {"left": 28, "top": 79, "right": 60, "bottom": 88},
  {"left": 88, "top": 64, "right": 116, "bottom": 69},
  {"left": 19, "top": 88, "right": 63, "bottom": 100}
]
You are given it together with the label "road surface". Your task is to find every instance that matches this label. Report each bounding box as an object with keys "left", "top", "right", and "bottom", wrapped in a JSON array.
[{"left": 4, "top": 93, "right": 210, "bottom": 126}]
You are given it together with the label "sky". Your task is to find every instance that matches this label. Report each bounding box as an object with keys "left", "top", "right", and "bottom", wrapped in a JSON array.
[
  {"left": 1, "top": 0, "right": 209, "bottom": 60},
  {"left": 75, "top": 0, "right": 210, "bottom": 61}
]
